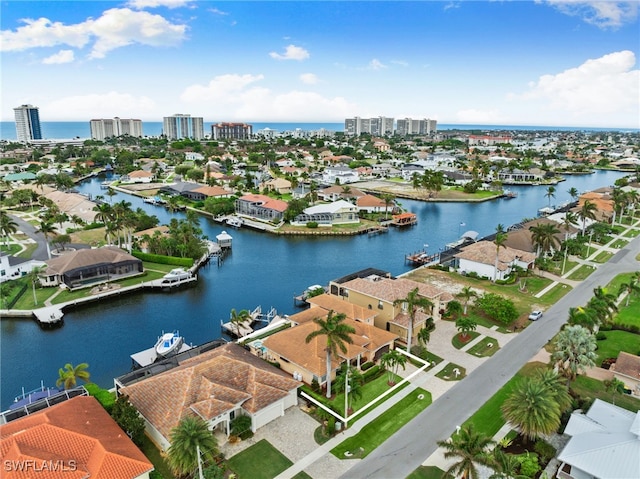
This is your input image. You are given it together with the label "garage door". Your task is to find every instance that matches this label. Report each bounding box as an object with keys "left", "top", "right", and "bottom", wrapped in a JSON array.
[{"left": 253, "top": 401, "right": 283, "bottom": 430}]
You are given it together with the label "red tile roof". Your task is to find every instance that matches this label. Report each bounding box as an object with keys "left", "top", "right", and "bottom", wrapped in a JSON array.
[
  {"left": 0, "top": 396, "right": 153, "bottom": 479},
  {"left": 238, "top": 194, "right": 288, "bottom": 212}
]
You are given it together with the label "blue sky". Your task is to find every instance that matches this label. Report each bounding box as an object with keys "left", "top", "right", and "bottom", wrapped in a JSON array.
[{"left": 2, "top": 1, "right": 639, "bottom": 128}]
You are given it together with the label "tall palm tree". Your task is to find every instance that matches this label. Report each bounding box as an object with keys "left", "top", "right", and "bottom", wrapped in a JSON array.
[
  {"left": 501, "top": 375, "right": 564, "bottom": 442},
  {"left": 590, "top": 286, "right": 618, "bottom": 324},
  {"left": 437, "top": 424, "right": 495, "bottom": 479},
  {"left": 567, "top": 187, "right": 579, "bottom": 203},
  {"left": 534, "top": 368, "right": 572, "bottom": 412},
  {"left": 393, "top": 287, "right": 434, "bottom": 353},
  {"left": 610, "top": 187, "right": 627, "bottom": 225},
  {"left": 529, "top": 222, "right": 560, "bottom": 257},
  {"left": 36, "top": 220, "right": 57, "bottom": 259},
  {"left": 618, "top": 275, "right": 640, "bottom": 307},
  {"left": 380, "top": 349, "right": 408, "bottom": 386},
  {"left": 566, "top": 306, "right": 599, "bottom": 332},
  {"left": 551, "top": 325, "right": 597, "bottom": 387},
  {"left": 167, "top": 416, "right": 218, "bottom": 478},
  {"left": 493, "top": 229, "right": 508, "bottom": 282},
  {"left": 381, "top": 193, "right": 395, "bottom": 219},
  {"left": 56, "top": 362, "right": 90, "bottom": 389},
  {"left": 229, "top": 308, "right": 251, "bottom": 337},
  {"left": 578, "top": 199, "right": 598, "bottom": 235},
  {"left": 456, "top": 286, "right": 478, "bottom": 315},
  {"left": 93, "top": 203, "right": 114, "bottom": 244},
  {"left": 417, "top": 316, "right": 436, "bottom": 349},
  {"left": 305, "top": 310, "right": 355, "bottom": 398},
  {"left": 0, "top": 210, "right": 18, "bottom": 247},
  {"left": 544, "top": 185, "right": 556, "bottom": 207}
]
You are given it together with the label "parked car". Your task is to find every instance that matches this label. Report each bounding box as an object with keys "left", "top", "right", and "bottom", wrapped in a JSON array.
[{"left": 528, "top": 310, "right": 543, "bottom": 321}]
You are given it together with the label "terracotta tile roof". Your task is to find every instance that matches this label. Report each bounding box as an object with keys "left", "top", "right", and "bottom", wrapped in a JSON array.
[
  {"left": 238, "top": 194, "right": 288, "bottom": 212},
  {"left": 128, "top": 170, "right": 153, "bottom": 177},
  {"left": 263, "top": 315, "right": 397, "bottom": 377},
  {"left": 44, "top": 246, "right": 140, "bottom": 276},
  {"left": 454, "top": 241, "right": 536, "bottom": 270},
  {"left": 613, "top": 352, "right": 640, "bottom": 379},
  {"left": 356, "top": 194, "right": 387, "bottom": 208},
  {"left": 0, "top": 396, "right": 153, "bottom": 479},
  {"left": 288, "top": 306, "right": 328, "bottom": 324},
  {"left": 307, "top": 294, "right": 377, "bottom": 323},
  {"left": 121, "top": 343, "right": 299, "bottom": 441},
  {"left": 340, "top": 276, "right": 454, "bottom": 303},
  {"left": 389, "top": 310, "right": 432, "bottom": 329},
  {"left": 192, "top": 185, "right": 232, "bottom": 197}
]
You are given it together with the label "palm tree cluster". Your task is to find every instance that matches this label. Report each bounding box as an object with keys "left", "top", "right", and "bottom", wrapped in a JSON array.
[
  {"left": 93, "top": 200, "right": 140, "bottom": 251},
  {"left": 551, "top": 325, "right": 597, "bottom": 387},
  {"left": 139, "top": 213, "right": 206, "bottom": 259},
  {"left": 567, "top": 286, "right": 619, "bottom": 331},
  {"left": 611, "top": 186, "right": 639, "bottom": 225}
]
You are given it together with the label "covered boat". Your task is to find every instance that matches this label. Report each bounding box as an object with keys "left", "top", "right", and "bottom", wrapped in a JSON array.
[{"left": 155, "top": 331, "right": 183, "bottom": 357}]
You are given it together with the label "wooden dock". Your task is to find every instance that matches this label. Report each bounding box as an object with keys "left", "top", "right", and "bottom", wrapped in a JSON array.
[
  {"left": 405, "top": 250, "right": 440, "bottom": 267},
  {"left": 32, "top": 307, "right": 64, "bottom": 326}
]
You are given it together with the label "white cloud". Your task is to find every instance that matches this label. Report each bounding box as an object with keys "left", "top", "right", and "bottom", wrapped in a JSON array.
[
  {"left": 512, "top": 50, "right": 639, "bottom": 119},
  {"left": 455, "top": 109, "right": 506, "bottom": 124},
  {"left": 127, "top": 0, "right": 193, "bottom": 9},
  {"left": 391, "top": 60, "right": 409, "bottom": 67},
  {"left": 42, "top": 49, "right": 75, "bottom": 64},
  {"left": 44, "top": 91, "right": 156, "bottom": 120},
  {"left": 0, "top": 8, "right": 187, "bottom": 58},
  {"left": 368, "top": 59, "right": 387, "bottom": 70},
  {"left": 299, "top": 73, "right": 318, "bottom": 84},
  {"left": 180, "top": 73, "right": 356, "bottom": 121},
  {"left": 208, "top": 8, "right": 229, "bottom": 16},
  {"left": 269, "top": 44, "right": 310, "bottom": 61},
  {"left": 544, "top": 1, "right": 638, "bottom": 29}
]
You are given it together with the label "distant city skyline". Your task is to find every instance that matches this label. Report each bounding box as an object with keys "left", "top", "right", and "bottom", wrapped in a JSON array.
[{"left": 2, "top": 1, "right": 639, "bottom": 128}]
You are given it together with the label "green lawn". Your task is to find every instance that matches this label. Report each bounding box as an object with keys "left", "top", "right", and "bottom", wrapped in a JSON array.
[
  {"left": 16, "top": 243, "right": 38, "bottom": 258},
  {"left": 594, "top": 330, "right": 640, "bottom": 363},
  {"left": 331, "top": 388, "right": 431, "bottom": 460},
  {"left": 435, "top": 363, "right": 466, "bottom": 381},
  {"left": 567, "top": 264, "right": 597, "bottom": 281},
  {"left": 572, "top": 375, "right": 640, "bottom": 413},
  {"left": 540, "top": 282, "right": 573, "bottom": 304},
  {"left": 467, "top": 337, "right": 500, "bottom": 357},
  {"left": 623, "top": 228, "right": 639, "bottom": 238},
  {"left": 140, "top": 435, "right": 175, "bottom": 479},
  {"left": 592, "top": 251, "right": 614, "bottom": 263},
  {"left": 11, "top": 285, "right": 56, "bottom": 310},
  {"left": 227, "top": 439, "right": 298, "bottom": 479},
  {"left": 0, "top": 243, "right": 22, "bottom": 255},
  {"left": 333, "top": 373, "right": 409, "bottom": 418},
  {"left": 452, "top": 331, "right": 480, "bottom": 349},
  {"left": 605, "top": 273, "right": 637, "bottom": 297},
  {"left": 407, "top": 466, "right": 450, "bottom": 479},
  {"left": 610, "top": 239, "right": 628, "bottom": 249},
  {"left": 462, "top": 363, "right": 544, "bottom": 437},
  {"left": 615, "top": 296, "right": 640, "bottom": 328}
]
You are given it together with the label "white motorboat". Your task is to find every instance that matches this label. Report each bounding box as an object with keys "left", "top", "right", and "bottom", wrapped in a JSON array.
[
  {"left": 161, "top": 268, "right": 192, "bottom": 284},
  {"left": 226, "top": 216, "right": 244, "bottom": 228},
  {"left": 155, "top": 331, "right": 183, "bottom": 357}
]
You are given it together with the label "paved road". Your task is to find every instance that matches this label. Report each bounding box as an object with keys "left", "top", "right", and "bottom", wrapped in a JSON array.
[
  {"left": 9, "top": 213, "right": 49, "bottom": 260},
  {"left": 342, "top": 233, "right": 640, "bottom": 479}
]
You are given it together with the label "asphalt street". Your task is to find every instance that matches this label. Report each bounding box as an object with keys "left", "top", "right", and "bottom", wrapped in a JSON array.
[{"left": 342, "top": 233, "right": 640, "bottom": 479}]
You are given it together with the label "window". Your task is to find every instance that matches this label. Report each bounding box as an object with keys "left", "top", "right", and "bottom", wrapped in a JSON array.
[
  {"left": 368, "top": 304, "right": 372, "bottom": 310},
  {"left": 378, "top": 300, "right": 383, "bottom": 310}
]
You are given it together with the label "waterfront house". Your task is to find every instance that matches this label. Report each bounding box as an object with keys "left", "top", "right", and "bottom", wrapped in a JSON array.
[
  {"left": 322, "top": 165, "right": 360, "bottom": 185},
  {"left": 356, "top": 194, "right": 392, "bottom": 214},
  {"left": 40, "top": 246, "right": 143, "bottom": 289},
  {"left": 306, "top": 293, "right": 378, "bottom": 325},
  {"left": 503, "top": 218, "right": 578, "bottom": 254},
  {"left": 318, "top": 185, "right": 366, "bottom": 202},
  {"left": 575, "top": 188, "right": 615, "bottom": 222},
  {"left": 261, "top": 177, "right": 292, "bottom": 195},
  {"left": 120, "top": 343, "right": 300, "bottom": 451},
  {"left": 0, "top": 252, "right": 45, "bottom": 283},
  {"left": 291, "top": 200, "right": 360, "bottom": 227},
  {"left": 122, "top": 170, "right": 154, "bottom": 184},
  {"left": 454, "top": 241, "right": 535, "bottom": 280},
  {"left": 262, "top": 308, "right": 397, "bottom": 388},
  {"left": 328, "top": 272, "right": 453, "bottom": 347},
  {"left": 556, "top": 399, "right": 640, "bottom": 479},
  {"left": 610, "top": 352, "right": 640, "bottom": 396},
  {"left": 235, "top": 194, "right": 288, "bottom": 222},
  {"left": 0, "top": 395, "right": 154, "bottom": 479}
]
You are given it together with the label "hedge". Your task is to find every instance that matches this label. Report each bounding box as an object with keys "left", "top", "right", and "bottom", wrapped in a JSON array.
[
  {"left": 131, "top": 250, "right": 194, "bottom": 267},
  {"left": 84, "top": 383, "right": 116, "bottom": 413}
]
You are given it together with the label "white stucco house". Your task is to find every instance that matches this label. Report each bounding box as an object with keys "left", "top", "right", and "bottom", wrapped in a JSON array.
[
  {"left": 454, "top": 240, "right": 536, "bottom": 280},
  {"left": 291, "top": 200, "right": 360, "bottom": 227},
  {"left": 322, "top": 165, "right": 360, "bottom": 184}
]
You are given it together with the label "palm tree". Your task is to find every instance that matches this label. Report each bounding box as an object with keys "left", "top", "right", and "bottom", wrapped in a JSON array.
[
  {"left": 393, "top": 287, "right": 434, "bottom": 353},
  {"left": 533, "top": 367, "right": 572, "bottom": 412},
  {"left": 578, "top": 199, "right": 598, "bottom": 235},
  {"left": 334, "top": 364, "right": 364, "bottom": 415},
  {"left": 229, "top": 308, "right": 251, "bottom": 337},
  {"left": 167, "top": 416, "right": 218, "bottom": 478},
  {"left": 501, "top": 375, "right": 563, "bottom": 442},
  {"left": 305, "top": 310, "right": 355, "bottom": 398},
  {"left": 417, "top": 316, "right": 436, "bottom": 349},
  {"left": 0, "top": 210, "right": 18, "bottom": 247},
  {"left": 551, "top": 325, "right": 597, "bottom": 387},
  {"left": 55, "top": 362, "right": 90, "bottom": 389},
  {"left": 456, "top": 287, "right": 478, "bottom": 315},
  {"left": 489, "top": 449, "right": 528, "bottom": 479},
  {"left": 493, "top": 229, "right": 508, "bottom": 282},
  {"left": 381, "top": 193, "right": 395, "bottom": 219},
  {"left": 529, "top": 222, "right": 560, "bottom": 257},
  {"left": 567, "top": 187, "right": 579, "bottom": 203},
  {"left": 93, "top": 203, "right": 114, "bottom": 244},
  {"left": 544, "top": 185, "right": 556, "bottom": 207},
  {"left": 36, "top": 220, "right": 57, "bottom": 259},
  {"left": 566, "top": 306, "right": 599, "bottom": 332},
  {"left": 27, "top": 266, "right": 44, "bottom": 306},
  {"left": 590, "top": 286, "right": 618, "bottom": 324},
  {"left": 618, "top": 274, "right": 640, "bottom": 307},
  {"left": 380, "top": 349, "right": 408, "bottom": 386},
  {"left": 456, "top": 315, "right": 478, "bottom": 342},
  {"left": 437, "top": 424, "right": 495, "bottom": 479},
  {"left": 611, "top": 187, "right": 627, "bottom": 225}
]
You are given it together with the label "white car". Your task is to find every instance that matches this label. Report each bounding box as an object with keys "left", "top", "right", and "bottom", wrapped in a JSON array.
[{"left": 528, "top": 310, "right": 543, "bottom": 321}]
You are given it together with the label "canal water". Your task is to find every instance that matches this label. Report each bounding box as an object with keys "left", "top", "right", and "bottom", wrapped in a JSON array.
[{"left": 0, "top": 170, "right": 627, "bottom": 409}]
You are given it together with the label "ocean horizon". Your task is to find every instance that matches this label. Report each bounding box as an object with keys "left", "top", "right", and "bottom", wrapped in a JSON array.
[{"left": 1, "top": 121, "right": 637, "bottom": 141}]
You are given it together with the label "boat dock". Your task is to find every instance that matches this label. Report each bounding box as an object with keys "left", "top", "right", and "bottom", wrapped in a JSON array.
[
  {"left": 32, "top": 306, "right": 64, "bottom": 326},
  {"left": 130, "top": 342, "right": 193, "bottom": 369},
  {"left": 405, "top": 250, "right": 440, "bottom": 267}
]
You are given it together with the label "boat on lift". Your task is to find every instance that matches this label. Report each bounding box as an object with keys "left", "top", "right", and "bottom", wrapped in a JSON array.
[{"left": 155, "top": 331, "right": 184, "bottom": 357}]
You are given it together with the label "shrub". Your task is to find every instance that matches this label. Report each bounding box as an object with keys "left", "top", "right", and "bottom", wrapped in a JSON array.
[
  {"left": 361, "top": 361, "right": 375, "bottom": 371},
  {"left": 534, "top": 439, "right": 556, "bottom": 464},
  {"left": 230, "top": 415, "right": 252, "bottom": 439},
  {"left": 518, "top": 453, "right": 541, "bottom": 477},
  {"left": 84, "top": 383, "right": 116, "bottom": 413},
  {"left": 311, "top": 377, "right": 321, "bottom": 393},
  {"left": 362, "top": 365, "right": 382, "bottom": 382},
  {"left": 131, "top": 251, "right": 193, "bottom": 267},
  {"left": 476, "top": 293, "right": 519, "bottom": 324},
  {"left": 595, "top": 332, "right": 607, "bottom": 340},
  {"left": 326, "top": 416, "right": 336, "bottom": 435},
  {"left": 306, "top": 221, "right": 319, "bottom": 229}
]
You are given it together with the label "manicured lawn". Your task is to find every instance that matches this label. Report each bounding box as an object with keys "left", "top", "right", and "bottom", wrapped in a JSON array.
[
  {"left": 623, "top": 228, "right": 639, "bottom": 238},
  {"left": 610, "top": 239, "right": 628, "bottom": 249},
  {"left": 331, "top": 388, "right": 431, "bottom": 460},
  {"left": 594, "top": 330, "right": 640, "bottom": 364},
  {"left": 227, "top": 439, "right": 295, "bottom": 479},
  {"left": 407, "top": 465, "right": 450, "bottom": 479},
  {"left": 142, "top": 261, "right": 179, "bottom": 273},
  {"left": 572, "top": 375, "right": 640, "bottom": 413},
  {"left": 51, "top": 272, "right": 164, "bottom": 305},
  {"left": 0, "top": 243, "right": 22, "bottom": 255},
  {"left": 467, "top": 336, "right": 500, "bottom": 357},
  {"left": 16, "top": 243, "right": 38, "bottom": 258},
  {"left": 592, "top": 251, "right": 613, "bottom": 263},
  {"left": 140, "top": 435, "right": 175, "bottom": 479},
  {"left": 11, "top": 285, "right": 56, "bottom": 310},
  {"left": 333, "top": 373, "right": 409, "bottom": 418},
  {"left": 615, "top": 296, "right": 640, "bottom": 328},
  {"left": 452, "top": 331, "right": 480, "bottom": 349},
  {"left": 605, "top": 273, "right": 636, "bottom": 297},
  {"left": 540, "top": 282, "right": 573, "bottom": 304},
  {"left": 462, "top": 362, "right": 544, "bottom": 437},
  {"left": 567, "top": 264, "right": 596, "bottom": 281},
  {"left": 435, "top": 363, "right": 466, "bottom": 381}
]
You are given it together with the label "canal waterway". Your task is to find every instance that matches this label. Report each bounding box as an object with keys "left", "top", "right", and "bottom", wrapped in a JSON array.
[{"left": 0, "top": 170, "right": 627, "bottom": 409}]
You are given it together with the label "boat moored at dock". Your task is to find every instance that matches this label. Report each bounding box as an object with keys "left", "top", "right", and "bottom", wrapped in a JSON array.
[{"left": 155, "top": 331, "right": 184, "bottom": 357}]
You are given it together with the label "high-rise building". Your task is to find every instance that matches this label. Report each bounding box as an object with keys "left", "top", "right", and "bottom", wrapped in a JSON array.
[
  {"left": 345, "top": 116, "right": 395, "bottom": 136},
  {"left": 162, "top": 114, "right": 204, "bottom": 140},
  {"left": 90, "top": 118, "right": 143, "bottom": 140},
  {"left": 211, "top": 122, "right": 253, "bottom": 140},
  {"left": 13, "top": 104, "right": 42, "bottom": 142},
  {"left": 396, "top": 118, "right": 437, "bottom": 136}
]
